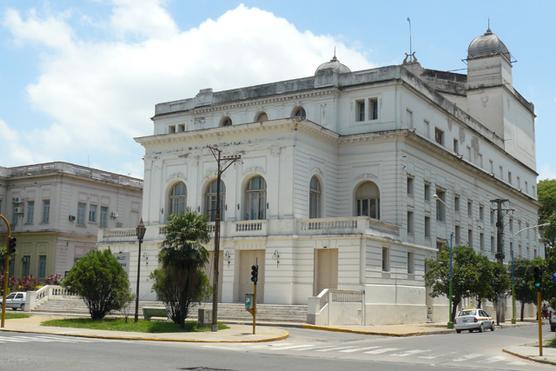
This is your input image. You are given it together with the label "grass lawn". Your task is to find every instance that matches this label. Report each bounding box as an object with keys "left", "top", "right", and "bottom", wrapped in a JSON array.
[
  {"left": 41, "top": 318, "right": 229, "bottom": 333},
  {"left": 550, "top": 337, "right": 556, "bottom": 347},
  {"left": 4, "top": 312, "right": 31, "bottom": 320}
]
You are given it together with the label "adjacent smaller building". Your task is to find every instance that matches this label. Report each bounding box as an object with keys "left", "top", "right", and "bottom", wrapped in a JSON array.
[{"left": 0, "top": 162, "right": 142, "bottom": 279}]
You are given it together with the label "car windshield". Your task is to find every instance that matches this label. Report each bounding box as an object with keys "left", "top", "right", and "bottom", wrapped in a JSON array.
[
  {"left": 6, "top": 293, "right": 16, "bottom": 299},
  {"left": 459, "top": 310, "right": 475, "bottom": 316}
]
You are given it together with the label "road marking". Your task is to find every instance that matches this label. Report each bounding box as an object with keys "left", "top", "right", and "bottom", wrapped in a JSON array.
[
  {"left": 339, "top": 346, "right": 381, "bottom": 353},
  {"left": 364, "top": 347, "right": 399, "bottom": 354},
  {"left": 0, "top": 336, "right": 28, "bottom": 342},
  {"left": 507, "top": 360, "right": 527, "bottom": 366},
  {"left": 316, "top": 346, "right": 357, "bottom": 352},
  {"left": 390, "top": 349, "right": 430, "bottom": 357},
  {"left": 418, "top": 354, "right": 441, "bottom": 360},
  {"left": 484, "top": 355, "right": 506, "bottom": 364},
  {"left": 271, "top": 344, "right": 315, "bottom": 351},
  {"left": 453, "top": 353, "right": 483, "bottom": 362}
]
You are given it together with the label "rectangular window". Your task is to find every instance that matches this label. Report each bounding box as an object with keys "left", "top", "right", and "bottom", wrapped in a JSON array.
[
  {"left": 490, "top": 209, "right": 495, "bottom": 225},
  {"left": 455, "top": 225, "right": 461, "bottom": 246},
  {"left": 424, "top": 120, "right": 430, "bottom": 138},
  {"left": 517, "top": 220, "right": 522, "bottom": 237},
  {"left": 479, "top": 204, "right": 484, "bottom": 222},
  {"left": 38, "top": 255, "right": 47, "bottom": 279},
  {"left": 467, "top": 200, "right": 473, "bottom": 218},
  {"left": 424, "top": 182, "right": 431, "bottom": 202},
  {"left": 407, "top": 210, "right": 414, "bottom": 234},
  {"left": 407, "top": 252, "right": 415, "bottom": 274},
  {"left": 435, "top": 188, "right": 446, "bottom": 222},
  {"left": 489, "top": 160, "right": 494, "bottom": 174},
  {"left": 509, "top": 217, "right": 513, "bottom": 232},
  {"left": 22, "top": 255, "right": 31, "bottom": 277},
  {"left": 479, "top": 233, "right": 484, "bottom": 252},
  {"left": 517, "top": 176, "right": 521, "bottom": 189},
  {"left": 41, "top": 199, "right": 50, "bottom": 224},
  {"left": 100, "top": 206, "right": 109, "bottom": 228},
  {"left": 382, "top": 247, "right": 390, "bottom": 272},
  {"left": 406, "top": 109, "right": 414, "bottom": 129},
  {"left": 368, "top": 98, "right": 378, "bottom": 120},
  {"left": 434, "top": 128, "right": 444, "bottom": 146},
  {"left": 168, "top": 125, "right": 176, "bottom": 133},
  {"left": 468, "top": 229, "right": 473, "bottom": 247},
  {"left": 355, "top": 99, "right": 365, "bottom": 122},
  {"left": 407, "top": 176, "right": 414, "bottom": 196},
  {"left": 525, "top": 181, "right": 528, "bottom": 193},
  {"left": 466, "top": 146, "right": 471, "bottom": 161},
  {"left": 454, "top": 195, "right": 460, "bottom": 213},
  {"left": 177, "top": 124, "right": 185, "bottom": 132},
  {"left": 26, "top": 200, "right": 34, "bottom": 224},
  {"left": 499, "top": 165, "right": 503, "bottom": 179},
  {"left": 478, "top": 154, "right": 483, "bottom": 168},
  {"left": 453, "top": 139, "right": 459, "bottom": 154},
  {"left": 424, "top": 216, "right": 431, "bottom": 239},
  {"left": 89, "top": 204, "right": 97, "bottom": 223},
  {"left": 490, "top": 235, "right": 495, "bottom": 255},
  {"left": 508, "top": 171, "right": 512, "bottom": 184},
  {"left": 77, "top": 202, "right": 86, "bottom": 226}
]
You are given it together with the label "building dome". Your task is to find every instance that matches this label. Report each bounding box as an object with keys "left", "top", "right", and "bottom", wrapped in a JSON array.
[
  {"left": 467, "top": 28, "right": 511, "bottom": 61},
  {"left": 315, "top": 56, "right": 351, "bottom": 75}
]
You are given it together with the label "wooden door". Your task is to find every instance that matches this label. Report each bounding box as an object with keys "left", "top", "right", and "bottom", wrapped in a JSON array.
[
  {"left": 314, "top": 248, "right": 338, "bottom": 295},
  {"left": 239, "top": 250, "right": 265, "bottom": 303}
]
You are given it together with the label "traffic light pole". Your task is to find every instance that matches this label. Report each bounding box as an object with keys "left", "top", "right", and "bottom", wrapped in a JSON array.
[
  {"left": 252, "top": 280, "right": 257, "bottom": 335},
  {"left": 537, "top": 289, "right": 543, "bottom": 357},
  {"left": 0, "top": 214, "right": 13, "bottom": 329}
]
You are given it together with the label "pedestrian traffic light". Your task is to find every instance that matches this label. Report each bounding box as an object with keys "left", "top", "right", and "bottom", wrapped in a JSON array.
[
  {"left": 534, "top": 266, "right": 542, "bottom": 289},
  {"left": 7, "top": 236, "right": 16, "bottom": 254},
  {"left": 250, "top": 264, "right": 258, "bottom": 284}
]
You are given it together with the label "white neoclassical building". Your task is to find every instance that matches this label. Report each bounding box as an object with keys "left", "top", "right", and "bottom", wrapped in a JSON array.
[{"left": 98, "top": 28, "right": 540, "bottom": 325}]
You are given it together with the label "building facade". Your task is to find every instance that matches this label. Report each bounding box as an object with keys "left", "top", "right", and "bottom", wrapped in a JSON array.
[
  {"left": 0, "top": 162, "right": 142, "bottom": 279},
  {"left": 98, "top": 28, "right": 540, "bottom": 324}
]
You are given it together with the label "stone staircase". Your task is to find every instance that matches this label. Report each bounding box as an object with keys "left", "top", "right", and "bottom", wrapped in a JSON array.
[{"left": 33, "top": 297, "right": 307, "bottom": 323}]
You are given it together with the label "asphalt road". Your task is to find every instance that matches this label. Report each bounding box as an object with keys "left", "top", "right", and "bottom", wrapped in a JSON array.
[{"left": 0, "top": 324, "right": 551, "bottom": 371}]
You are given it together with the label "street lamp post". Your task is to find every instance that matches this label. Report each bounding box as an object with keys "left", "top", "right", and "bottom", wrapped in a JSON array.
[
  {"left": 433, "top": 194, "right": 454, "bottom": 329},
  {"left": 134, "top": 218, "right": 146, "bottom": 322},
  {"left": 510, "top": 222, "right": 550, "bottom": 324}
]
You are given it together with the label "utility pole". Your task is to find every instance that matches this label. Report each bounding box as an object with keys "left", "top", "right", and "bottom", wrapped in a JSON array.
[
  {"left": 208, "top": 145, "right": 241, "bottom": 332},
  {"left": 491, "top": 198, "right": 509, "bottom": 325},
  {"left": 0, "top": 214, "right": 13, "bottom": 328}
]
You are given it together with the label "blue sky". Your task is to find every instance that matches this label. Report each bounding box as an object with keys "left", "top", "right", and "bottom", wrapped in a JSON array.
[{"left": 0, "top": 0, "right": 554, "bottom": 180}]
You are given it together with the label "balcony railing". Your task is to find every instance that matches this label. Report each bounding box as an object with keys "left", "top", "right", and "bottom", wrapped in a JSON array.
[{"left": 98, "top": 216, "right": 398, "bottom": 243}]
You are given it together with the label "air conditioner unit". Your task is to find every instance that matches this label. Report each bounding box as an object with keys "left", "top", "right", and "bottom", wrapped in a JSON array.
[
  {"left": 14, "top": 206, "right": 24, "bottom": 214},
  {"left": 12, "top": 197, "right": 22, "bottom": 204},
  {"left": 110, "top": 212, "right": 118, "bottom": 219},
  {"left": 68, "top": 215, "right": 76, "bottom": 222}
]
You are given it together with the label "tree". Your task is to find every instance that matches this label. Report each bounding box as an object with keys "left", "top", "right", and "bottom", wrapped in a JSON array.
[
  {"left": 476, "top": 256, "right": 510, "bottom": 310},
  {"left": 514, "top": 259, "right": 536, "bottom": 321},
  {"left": 63, "top": 249, "right": 132, "bottom": 320},
  {"left": 425, "top": 245, "right": 483, "bottom": 323},
  {"left": 151, "top": 211, "right": 211, "bottom": 328},
  {"left": 538, "top": 179, "right": 556, "bottom": 251}
]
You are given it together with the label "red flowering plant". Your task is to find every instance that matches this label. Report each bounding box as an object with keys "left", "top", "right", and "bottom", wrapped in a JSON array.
[{"left": 45, "top": 274, "right": 62, "bottom": 285}]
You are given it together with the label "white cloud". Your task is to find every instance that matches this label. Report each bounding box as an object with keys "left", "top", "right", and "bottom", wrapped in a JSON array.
[
  {"left": 1, "top": 3, "right": 372, "bottom": 175},
  {"left": 0, "top": 119, "right": 40, "bottom": 164},
  {"left": 539, "top": 164, "right": 556, "bottom": 180}
]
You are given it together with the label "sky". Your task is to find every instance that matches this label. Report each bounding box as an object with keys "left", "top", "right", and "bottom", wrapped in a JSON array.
[{"left": 0, "top": 0, "right": 554, "bottom": 180}]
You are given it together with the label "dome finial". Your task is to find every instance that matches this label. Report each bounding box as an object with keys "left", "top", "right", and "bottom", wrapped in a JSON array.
[
  {"left": 486, "top": 18, "right": 492, "bottom": 34},
  {"left": 331, "top": 46, "right": 337, "bottom": 62}
]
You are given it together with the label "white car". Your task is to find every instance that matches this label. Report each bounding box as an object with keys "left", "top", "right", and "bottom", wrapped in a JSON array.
[
  {"left": 0, "top": 292, "right": 27, "bottom": 311},
  {"left": 454, "top": 308, "right": 495, "bottom": 333}
]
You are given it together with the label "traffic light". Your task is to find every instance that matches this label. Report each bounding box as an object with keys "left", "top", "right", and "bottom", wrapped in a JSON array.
[
  {"left": 534, "top": 266, "right": 542, "bottom": 290},
  {"left": 250, "top": 264, "right": 258, "bottom": 284},
  {"left": 7, "top": 236, "right": 16, "bottom": 254}
]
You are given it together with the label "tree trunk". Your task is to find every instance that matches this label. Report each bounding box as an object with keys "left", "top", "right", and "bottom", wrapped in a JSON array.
[
  {"left": 520, "top": 301, "right": 525, "bottom": 322},
  {"left": 451, "top": 299, "right": 459, "bottom": 323}
]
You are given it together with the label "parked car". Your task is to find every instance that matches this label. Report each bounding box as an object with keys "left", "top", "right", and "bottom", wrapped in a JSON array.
[
  {"left": 0, "top": 292, "right": 26, "bottom": 311},
  {"left": 454, "top": 308, "right": 495, "bottom": 333},
  {"left": 550, "top": 310, "right": 556, "bottom": 332}
]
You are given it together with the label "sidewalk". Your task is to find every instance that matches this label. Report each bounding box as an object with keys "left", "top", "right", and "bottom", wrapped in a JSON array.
[
  {"left": 302, "top": 320, "right": 534, "bottom": 337},
  {"left": 0, "top": 314, "right": 289, "bottom": 343},
  {"left": 504, "top": 344, "right": 556, "bottom": 366}
]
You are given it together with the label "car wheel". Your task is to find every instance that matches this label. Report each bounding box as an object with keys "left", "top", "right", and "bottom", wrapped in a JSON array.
[
  {"left": 478, "top": 324, "right": 484, "bottom": 333},
  {"left": 551, "top": 326, "right": 555, "bottom": 332},
  {"left": 20, "top": 304, "right": 25, "bottom": 311},
  {"left": 456, "top": 329, "right": 461, "bottom": 333},
  {"left": 491, "top": 324, "right": 495, "bottom": 331},
  {"left": 469, "top": 329, "right": 473, "bottom": 333}
]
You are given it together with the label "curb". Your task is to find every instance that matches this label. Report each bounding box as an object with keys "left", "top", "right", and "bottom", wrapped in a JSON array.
[
  {"left": 0, "top": 327, "right": 289, "bottom": 344},
  {"left": 503, "top": 348, "right": 556, "bottom": 366},
  {"left": 302, "top": 324, "right": 454, "bottom": 337}
]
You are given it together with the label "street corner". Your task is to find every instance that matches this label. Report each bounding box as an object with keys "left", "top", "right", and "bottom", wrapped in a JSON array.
[
  {"left": 302, "top": 323, "right": 455, "bottom": 337},
  {"left": 503, "top": 345, "right": 556, "bottom": 366}
]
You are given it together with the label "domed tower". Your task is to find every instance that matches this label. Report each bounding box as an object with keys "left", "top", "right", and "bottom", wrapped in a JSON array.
[
  {"left": 314, "top": 54, "right": 351, "bottom": 88},
  {"left": 466, "top": 27, "right": 513, "bottom": 90}
]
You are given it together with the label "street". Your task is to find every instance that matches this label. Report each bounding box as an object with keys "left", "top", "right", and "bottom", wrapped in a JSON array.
[{"left": 0, "top": 324, "right": 551, "bottom": 371}]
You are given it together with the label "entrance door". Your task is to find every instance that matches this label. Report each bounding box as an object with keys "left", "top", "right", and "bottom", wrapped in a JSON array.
[
  {"left": 239, "top": 250, "right": 265, "bottom": 303},
  {"left": 204, "top": 251, "right": 223, "bottom": 302},
  {"left": 314, "top": 248, "right": 338, "bottom": 295}
]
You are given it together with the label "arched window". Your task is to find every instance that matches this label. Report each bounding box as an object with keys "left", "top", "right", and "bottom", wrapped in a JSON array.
[
  {"left": 220, "top": 116, "right": 232, "bottom": 127},
  {"left": 309, "top": 176, "right": 321, "bottom": 218},
  {"left": 204, "top": 179, "right": 225, "bottom": 222},
  {"left": 169, "top": 182, "right": 187, "bottom": 216},
  {"left": 291, "top": 106, "right": 306, "bottom": 120},
  {"left": 255, "top": 112, "right": 268, "bottom": 122},
  {"left": 245, "top": 176, "right": 267, "bottom": 220},
  {"left": 355, "top": 181, "right": 380, "bottom": 219}
]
